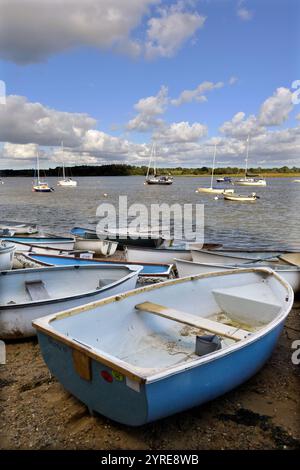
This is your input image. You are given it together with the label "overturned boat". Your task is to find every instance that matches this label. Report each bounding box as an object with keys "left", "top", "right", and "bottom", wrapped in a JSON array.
[
  {"left": 0, "top": 264, "right": 142, "bottom": 339},
  {"left": 4, "top": 235, "right": 75, "bottom": 251},
  {"left": 33, "top": 268, "right": 293, "bottom": 426}
]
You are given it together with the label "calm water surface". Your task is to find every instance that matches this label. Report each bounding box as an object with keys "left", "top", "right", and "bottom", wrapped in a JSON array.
[{"left": 0, "top": 176, "right": 299, "bottom": 250}]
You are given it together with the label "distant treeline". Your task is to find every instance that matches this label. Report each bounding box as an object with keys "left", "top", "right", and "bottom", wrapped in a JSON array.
[{"left": 1, "top": 164, "right": 300, "bottom": 177}]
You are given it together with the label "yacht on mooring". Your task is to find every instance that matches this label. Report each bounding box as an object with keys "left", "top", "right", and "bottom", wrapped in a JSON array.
[
  {"left": 145, "top": 144, "right": 173, "bottom": 185},
  {"left": 235, "top": 135, "right": 267, "bottom": 187},
  {"left": 57, "top": 142, "right": 77, "bottom": 187},
  {"left": 32, "top": 150, "right": 54, "bottom": 193}
]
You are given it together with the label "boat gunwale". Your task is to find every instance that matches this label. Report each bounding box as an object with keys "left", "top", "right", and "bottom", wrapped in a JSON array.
[
  {"left": 33, "top": 267, "right": 293, "bottom": 385},
  {"left": 191, "top": 248, "right": 257, "bottom": 261},
  {"left": 0, "top": 264, "right": 142, "bottom": 310}
]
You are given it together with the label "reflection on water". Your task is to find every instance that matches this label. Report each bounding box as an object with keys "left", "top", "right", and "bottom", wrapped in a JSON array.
[{"left": 0, "top": 176, "right": 299, "bottom": 249}]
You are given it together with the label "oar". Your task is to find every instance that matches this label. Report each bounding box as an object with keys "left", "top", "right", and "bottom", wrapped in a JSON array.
[{"left": 242, "top": 254, "right": 281, "bottom": 265}]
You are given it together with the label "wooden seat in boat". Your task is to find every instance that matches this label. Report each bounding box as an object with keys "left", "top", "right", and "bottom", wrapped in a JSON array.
[
  {"left": 25, "top": 280, "right": 51, "bottom": 301},
  {"left": 135, "top": 302, "right": 251, "bottom": 341}
]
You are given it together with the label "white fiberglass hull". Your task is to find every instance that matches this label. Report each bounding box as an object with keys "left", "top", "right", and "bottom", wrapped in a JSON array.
[
  {"left": 196, "top": 188, "right": 234, "bottom": 194},
  {"left": 125, "top": 245, "right": 192, "bottom": 264},
  {"left": 74, "top": 238, "right": 118, "bottom": 256},
  {"left": 0, "top": 242, "right": 15, "bottom": 270},
  {"left": 0, "top": 265, "right": 141, "bottom": 339}
]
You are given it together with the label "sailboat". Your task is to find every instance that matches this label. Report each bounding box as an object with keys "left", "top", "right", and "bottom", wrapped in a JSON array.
[
  {"left": 32, "top": 150, "right": 54, "bottom": 193},
  {"left": 145, "top": 144, "right": 173, "bottom": 185},
  {"left": 196, "top": 144, "right": 234, "bottom": 194},
  {"left": 57, "top": 142, "right": 77, "bottom": 187},
  {"left": 235, "top": 136, "right": 267, "bottom": 187}
]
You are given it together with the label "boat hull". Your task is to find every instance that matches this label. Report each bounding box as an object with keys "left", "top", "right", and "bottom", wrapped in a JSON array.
[
  {"left": 0, "top": 243, "right": 15, "bottom": 270},
  {"left": 126, "top": 246, "right": 192, "bottom": 264},
  {"left": 4, "top": 236, "right": 75, "bottom": 251},
  {"left": 196, "top": 188, "right": 234, "bottom": 194},
  {"left": 191, "top": 249, "right": 258, "bottom": 264},
  {"left": 74, "top": 238, "right": 118, "bottom": 256},
  {"left": 0, "top": 266, "right": 141, "bottom": 339},
  {"left": 36, "top": 314, "right": 284, "bottom": 426}
]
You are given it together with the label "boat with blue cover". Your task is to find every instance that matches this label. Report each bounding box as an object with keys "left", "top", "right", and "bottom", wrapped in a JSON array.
[
  {"left": 33, "top": 268, "right": 293, "bottom": 426},
  {"left": 71, "top": 226, "right": 164, "bottom": 248},
  {"left": 24, "top": 253, "right": 174, "bottom": 278},
  {"left": 0, "top": 264, "right": 142, "bottom": 339}
]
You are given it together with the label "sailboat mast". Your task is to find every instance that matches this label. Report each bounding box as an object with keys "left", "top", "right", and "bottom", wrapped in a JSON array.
[
  {"left": 146, "top": 144, "right": 153, "bottom": 179},
  {"left": 37, "top": 149, "right": 40, "bottom": 183},
  {"left": 245, "top": 135, "right": 250, "bottom": 177},
  {"left": 153, "top": 144, "right": 157, "bottom": 176},
  {"left": 210, "top": 143, "right": 217, "bottom": 189},
  {"left": 62, "top": 141, "right": 65, "bottom": 179}
]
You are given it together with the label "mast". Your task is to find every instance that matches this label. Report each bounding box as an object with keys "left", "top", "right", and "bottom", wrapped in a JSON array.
[
  {"left": 37, "top": 149, "right": 40, "bottom": 183},
  {"left": 62, "top": 141, "right": 65, "bottom": 180},
  {"left": 210, "top": 143, "right": 217, "bottom": 189},
  {"left": 245, "top": 134, "right": 250, "bottom": 177},
  {"left": 153, "top": 143, "right": 157, "bottom": 176},
  {"left": 146, "top": 144, "right": 153, "bottom": 179}
]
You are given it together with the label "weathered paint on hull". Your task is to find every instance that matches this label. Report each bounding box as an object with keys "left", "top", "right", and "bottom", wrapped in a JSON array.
[{"left": 36, "top": 321, "right": 284, "bottom": 426}]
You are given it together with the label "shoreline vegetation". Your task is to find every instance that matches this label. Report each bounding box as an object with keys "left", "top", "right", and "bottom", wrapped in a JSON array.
[{"left": 1, "top": 164, "right": 300, "bottom": 178}]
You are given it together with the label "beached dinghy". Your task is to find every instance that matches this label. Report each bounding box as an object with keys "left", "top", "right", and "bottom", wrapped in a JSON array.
[
  {"left": 191, "top": 248, "right": 280, "bottom": 265},
  {"left": 33, "top": 268, "right": 293, "bottom": 426},
  {"left": 0, "top": 264, "right": 142, "bottom": 339},
  {"left": 175, "top": 259, "right": 300, "bottom": 293},
  {"left": 24, "top": 253, "right": 174, "bottom": 278},
  {"left": 0, "top": 241, "right": 15, "bottom": 270},
  {"left": 3, "top": 235, "right": 75, "bottom": 251},
  {"left": 0, "top": 221, "right": 38, "bottom": 234},
  {"left": 71, "top": 227, "right": 164, "bottom": 249},
  {"left": 125, "top": 243, "right": 221, "bottom": 265}
]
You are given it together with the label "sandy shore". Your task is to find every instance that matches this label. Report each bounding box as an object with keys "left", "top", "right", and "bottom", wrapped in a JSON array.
[{"left": 1, "top": 300, "right": 299, "bottom": 450}]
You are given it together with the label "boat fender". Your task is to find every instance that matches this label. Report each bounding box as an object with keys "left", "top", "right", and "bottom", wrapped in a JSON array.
[{"left": 195, "top": 335, "right": 222, "bottom": 356}]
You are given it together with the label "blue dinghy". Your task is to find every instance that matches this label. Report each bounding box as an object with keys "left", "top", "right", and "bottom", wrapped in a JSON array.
[
  {"left": 24, "top": 253, "right": 174, "bottom": 278},
  {"left": 33, "top": 268, "right": 293, "bottom": 426}
]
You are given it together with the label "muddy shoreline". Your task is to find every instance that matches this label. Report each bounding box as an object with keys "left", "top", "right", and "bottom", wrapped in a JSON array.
[{"left": 1, "top": 300, "right": 299, "bottom": 450}]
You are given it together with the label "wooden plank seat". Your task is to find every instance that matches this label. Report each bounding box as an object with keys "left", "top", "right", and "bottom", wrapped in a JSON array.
[
  {"left": 25, "top": 280, "right": 51, "bottom": 301},
  {"left": 135, "top": 301, "right": 251, "bottom": 341}
]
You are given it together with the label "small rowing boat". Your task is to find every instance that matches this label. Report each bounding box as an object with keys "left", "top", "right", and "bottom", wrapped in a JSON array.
[
  {"left": 0, "top": 264, "right": 142, "bottom": 339},
  {"left": 0, "top": 221, "right": 38, "bottom": 234},
  {"left": 224, "top": 192, "right": 258, "bottom": 202},
  {"left": 191, "top": 249, "right": 280, "bottom": 265},
  {"left": 23, "top": 253, "right": 174, "bottom": 278},
  {"left": 71, "top": 227, "right": 164, "bottom": 249},
  {"left": 33, "top": 268, "right": 293, "bottom": 425},
  {"left": 3, "top": 235, "right": 75, "bottom": 251}
]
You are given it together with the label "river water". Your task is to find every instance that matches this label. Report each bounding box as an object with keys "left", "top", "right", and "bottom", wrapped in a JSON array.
[{"left": 0, "top": 176, "right": 299, "bottom": 250}]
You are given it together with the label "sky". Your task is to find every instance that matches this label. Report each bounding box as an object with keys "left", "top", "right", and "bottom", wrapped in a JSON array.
[{"left": 0, "top": 0, "right": 300, "bottom": 169}]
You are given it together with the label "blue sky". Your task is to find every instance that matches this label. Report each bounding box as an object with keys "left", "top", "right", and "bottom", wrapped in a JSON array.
[{"left": 0, "top": 0, "right": 299, "bottom": 168}]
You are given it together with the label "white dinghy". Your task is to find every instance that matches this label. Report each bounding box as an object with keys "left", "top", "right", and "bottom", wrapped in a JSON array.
[
  {"left": 175, "top": 258, "right": 300, "bottom": 293},
  {"left": 0, "top": 241, "right": 15, "bottom": 270},
  {"left": 33, "top": 268, "right": 293, "bottom": 425},
  {"left": 191, "top": 248, "right": 279, "bottom": 265},
  {"left": 0, "top": 264, "right": 142, "bottom": 339}
]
